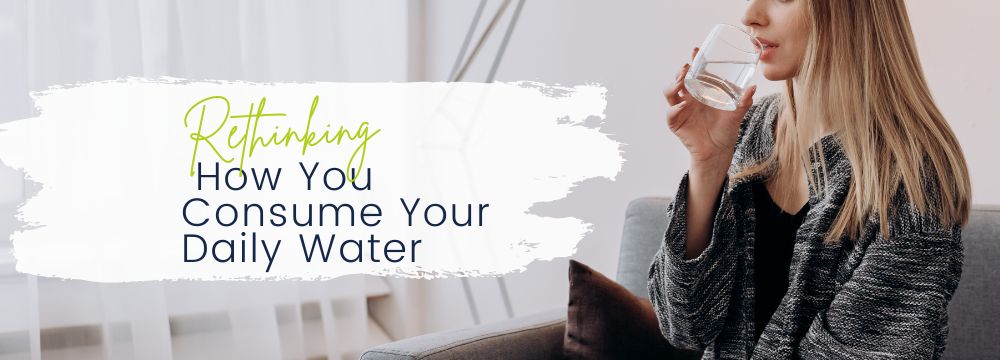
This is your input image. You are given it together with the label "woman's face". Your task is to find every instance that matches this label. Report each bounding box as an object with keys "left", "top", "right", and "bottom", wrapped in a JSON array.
[{"left": 741, "top": 0, "right": 810, "bottom": 80}]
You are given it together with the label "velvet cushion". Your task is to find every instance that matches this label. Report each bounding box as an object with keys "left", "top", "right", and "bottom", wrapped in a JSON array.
[{"left": 563, "top": 259, "right": 703, "bottom": 360}]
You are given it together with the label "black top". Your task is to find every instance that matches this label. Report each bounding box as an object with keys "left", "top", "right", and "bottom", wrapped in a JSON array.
[{"left": 751, "top": 180, "right": 809, "bottom": 343}]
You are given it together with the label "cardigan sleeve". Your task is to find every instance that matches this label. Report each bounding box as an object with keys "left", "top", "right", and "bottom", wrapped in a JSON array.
[
  {"left": 647, "top": 99, "right": 766, "bottom": 351},
  {"left": 795, "top": 226, "right": 964, "bottom": 359},
  {"left": 647, "top": 169, "right": 743, "bottom": 351}
]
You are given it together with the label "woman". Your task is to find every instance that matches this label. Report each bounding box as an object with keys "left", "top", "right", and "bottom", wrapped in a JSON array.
[{"left": 647, "top": 0, "right": 971, "bottom": 359}]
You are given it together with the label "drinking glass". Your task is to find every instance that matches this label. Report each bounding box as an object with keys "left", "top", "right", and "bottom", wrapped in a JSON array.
[{"left": 683, "top": 24, "right": 762, "bottom": 111}]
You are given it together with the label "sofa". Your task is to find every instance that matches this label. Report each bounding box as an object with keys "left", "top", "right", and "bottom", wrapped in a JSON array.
[{"left": 360, "top": 197, "right": 1000, "bottom": 359}]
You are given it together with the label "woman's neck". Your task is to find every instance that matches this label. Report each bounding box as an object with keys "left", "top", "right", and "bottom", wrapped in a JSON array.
[{"left": 783, "top": 78, "right": 836, "bottom": 142}]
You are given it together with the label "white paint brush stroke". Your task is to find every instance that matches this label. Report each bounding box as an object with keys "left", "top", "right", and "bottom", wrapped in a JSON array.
[{"left": 0, "top": 78, "right": 621, "bottom": 282}]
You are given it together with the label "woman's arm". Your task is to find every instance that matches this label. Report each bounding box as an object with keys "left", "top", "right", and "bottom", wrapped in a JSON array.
[
  {"left": 648, "top": 96, "right": 764, "bottom": 351},
  {"left": 647, "top": 167, "right": 743, "bottom": 351},
  {"left": 685, "top": 157, "right": 734, "bottom": 259},
  {"left": 796, "top": 227, "right": 964, "bottom": 359}
]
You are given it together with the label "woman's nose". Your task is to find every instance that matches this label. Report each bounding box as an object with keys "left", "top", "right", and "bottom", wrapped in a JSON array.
[{"left": 741, "top": 0, "right": 767, "bottom": 28}]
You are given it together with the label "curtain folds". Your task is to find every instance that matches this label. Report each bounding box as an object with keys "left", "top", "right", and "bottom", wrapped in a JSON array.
[{"left": 0, "top": 1, "right": 411, "bottom": 359}]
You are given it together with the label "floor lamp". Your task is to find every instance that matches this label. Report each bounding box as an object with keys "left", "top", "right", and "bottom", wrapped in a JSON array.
[{"left": 446, "top": 0, "right": 527, "bottom": 325}]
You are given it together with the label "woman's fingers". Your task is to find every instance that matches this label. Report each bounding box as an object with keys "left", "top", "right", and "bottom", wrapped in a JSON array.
[
  {"left": 664, "top": 47, "right": 699, "bottom": 105},
  {"left": 665, "top": 100, "right": 689, "bottom": 129},
  {"left": 663, "top": 63, "right": 691, "bottom": 105}
]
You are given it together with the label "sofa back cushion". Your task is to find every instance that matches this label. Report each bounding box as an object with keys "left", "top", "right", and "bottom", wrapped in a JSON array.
[
  {"left": 616, "top": 197, "right": 675, "bottom": 298},
  {"left": 946, "top": 205, "right": 1000, "bottom": 358}
]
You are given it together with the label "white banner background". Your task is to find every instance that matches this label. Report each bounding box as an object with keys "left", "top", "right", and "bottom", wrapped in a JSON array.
[{"left": 0, "top": 78, "right": 621, "bottom": 282}]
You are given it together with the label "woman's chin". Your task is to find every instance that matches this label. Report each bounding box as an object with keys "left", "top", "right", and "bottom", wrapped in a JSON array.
[{"left": 760, "top": 65, "right": 793, "bottom": 81}]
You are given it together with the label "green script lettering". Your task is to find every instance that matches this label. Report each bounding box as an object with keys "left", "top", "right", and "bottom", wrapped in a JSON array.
[{"left": 184, "top": 95, "right": 380, "bottom": 182}]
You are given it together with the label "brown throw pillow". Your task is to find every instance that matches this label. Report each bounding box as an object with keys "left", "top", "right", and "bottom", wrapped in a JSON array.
[{"left": 563, "top": 259, "right": 703, "bottom": 360}]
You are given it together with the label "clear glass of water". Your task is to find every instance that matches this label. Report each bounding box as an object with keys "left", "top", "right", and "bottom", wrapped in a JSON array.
[{"left": 683, "top": 24, "right": 762, "bottom": 111}]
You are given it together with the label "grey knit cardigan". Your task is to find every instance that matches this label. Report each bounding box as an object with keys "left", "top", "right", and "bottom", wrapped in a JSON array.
[{"left": 647, "top": 93, "right": 964, "bottom": 359}]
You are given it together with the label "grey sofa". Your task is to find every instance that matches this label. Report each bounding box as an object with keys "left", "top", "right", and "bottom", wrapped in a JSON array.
[{"left": 360, "top": 197, "right": 1000, "bottom": 359}]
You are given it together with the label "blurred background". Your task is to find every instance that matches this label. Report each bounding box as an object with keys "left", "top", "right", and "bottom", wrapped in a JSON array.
[{"left": 0, "top": 1, "right": 997, "bottom": 359}]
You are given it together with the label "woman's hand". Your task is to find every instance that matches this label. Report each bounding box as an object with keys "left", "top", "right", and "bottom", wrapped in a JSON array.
[{"left": 664, "top": 47, "right": 757, "bottom": 169}]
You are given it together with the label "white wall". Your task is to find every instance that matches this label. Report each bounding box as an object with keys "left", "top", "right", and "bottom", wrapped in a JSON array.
[{"left": 414, "top": 0, "right": 1000, "bottom": 334}]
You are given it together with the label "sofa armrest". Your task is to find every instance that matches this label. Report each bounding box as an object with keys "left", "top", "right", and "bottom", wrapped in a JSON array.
[{"left": 360, "top": 308, "right": 566, "bottom": 360}]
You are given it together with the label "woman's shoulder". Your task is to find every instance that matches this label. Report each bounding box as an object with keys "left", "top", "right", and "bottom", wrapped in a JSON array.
[
  {"left": 739, "top": 92, "right": 781, "bottom": 131},
  {"left": 746, "top": 91, "right": 784, "bottom": 117},
  {"left": 731, "top": 92, "right": 784, "bottom": 168}
]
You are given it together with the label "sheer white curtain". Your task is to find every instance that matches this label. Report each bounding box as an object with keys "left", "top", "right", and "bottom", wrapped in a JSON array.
[{"left": 0, "top": 1, "right": 417, "bottom": 359}]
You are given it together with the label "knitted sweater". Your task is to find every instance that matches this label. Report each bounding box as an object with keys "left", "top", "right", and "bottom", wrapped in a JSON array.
[{"left": 647, "top": 93, "right": 964, "bottom": 359}]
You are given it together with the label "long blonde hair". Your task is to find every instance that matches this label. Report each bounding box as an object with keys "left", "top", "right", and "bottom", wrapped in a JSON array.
[{"left": 735, "top": 0, "right": 971, "bottom": 245}]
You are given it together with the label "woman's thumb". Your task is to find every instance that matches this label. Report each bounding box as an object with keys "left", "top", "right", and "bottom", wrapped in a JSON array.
[{"left": 735, "top": 85, "right": 758, "bottom": 114}]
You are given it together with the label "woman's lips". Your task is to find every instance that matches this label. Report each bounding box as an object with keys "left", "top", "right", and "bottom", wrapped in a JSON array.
[{"left": 756, "top": 37, "right": 779, "bottom": 62}]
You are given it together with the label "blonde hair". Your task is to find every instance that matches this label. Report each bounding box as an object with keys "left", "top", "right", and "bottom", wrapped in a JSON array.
[{"left": 735, "top": 0, "right": 971, "bottom": 244}]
